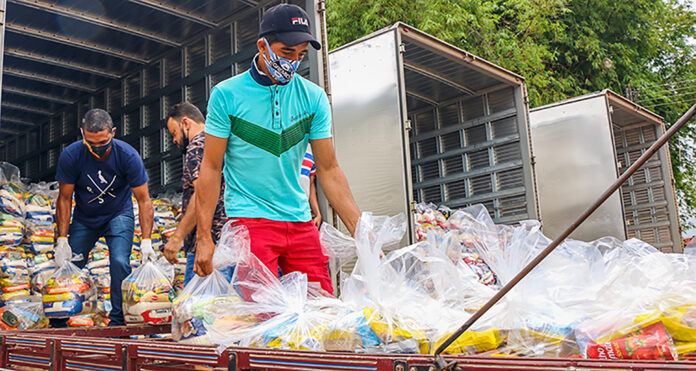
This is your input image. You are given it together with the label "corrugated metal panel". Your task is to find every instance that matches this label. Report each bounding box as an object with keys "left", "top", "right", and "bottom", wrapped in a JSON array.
[
  {"left": 410, "top": 87, "right": 528, "bottom": 222},
  {"left": 615, "top": 122, "right": 674, "bottom": 250},
  {"left": 185, "top": 39, "right": 206, "bottom": 76},
  {"left": 209, "top": 26, "right": 231, "bottom": 64}
]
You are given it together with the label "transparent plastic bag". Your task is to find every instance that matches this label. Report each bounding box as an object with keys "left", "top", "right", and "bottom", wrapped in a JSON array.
[
  {"left": 42, "top": 242, "right": 97, "bottom": 318},
  {"left": 211, "top": 271, "right": 343, "bottom": 352},
  {"left": 0, "top": 215, "right": 25, "bottom": 247},
  {"left": 0, "top": 247, "right": 32, "bottom": 302},
  {"left": 0, "top": 163, "right": 26, "bottom": 219},
  {"left": 24, "top": 220, "right": 55, "bottom": 254},
  {"left": 172, "top": 221, "right": 242, "bottom": 345},
  {"left": 28, "top": 253, "right": 56, "bottom": 294},
  {"left": 122, "top": 255, "right": 176, "bottom": 325},
  {"left": 68, "top": 312, "right": 107, "bottom": 327},
  {"left": 0, "top": 298, "right": 47, "bottom": 330},
  {"left": 200, "top": 223, "right": 346, "bottom": 353}
]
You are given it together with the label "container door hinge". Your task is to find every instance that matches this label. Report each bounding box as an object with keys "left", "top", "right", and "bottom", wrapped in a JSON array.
[
  {"left": 399, "top": 43, "right": 406, "bottom": 54},
  {"left": 404, "top": 119, "right": 412, "bottom": 131}
]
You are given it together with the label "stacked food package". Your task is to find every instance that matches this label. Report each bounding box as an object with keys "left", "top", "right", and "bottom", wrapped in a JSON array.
[
  {"left": 86, "top": 238, "right": 111, "bottom": 317},
  {"left": 0, "top": 247, "right": 33, "bottom": 305},
  {"left": 23, "top": 182, "right": 57, "bottom": 256},
  {"left": 0, "top": 164, "right": 26, "bottom": 249}
]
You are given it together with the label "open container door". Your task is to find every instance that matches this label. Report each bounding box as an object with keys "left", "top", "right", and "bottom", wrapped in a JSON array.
[
  {"left": 609, "top": 91, "right": 682, "bottom": 252},
  {"left": 328, "top": 23, "right": 539, "bottom": 246},
  {"left": 530, "top": 90, "right": 682, "bottom": 252}
]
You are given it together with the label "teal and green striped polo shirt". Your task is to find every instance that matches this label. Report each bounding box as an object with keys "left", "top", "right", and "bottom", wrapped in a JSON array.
[{"left": 205, "top": 58, "right": 332, "bottom": 222}]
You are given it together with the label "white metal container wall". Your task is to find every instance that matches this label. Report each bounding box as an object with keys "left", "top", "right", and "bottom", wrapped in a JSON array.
[
  {"left": 529, "top": 95, "right": 626, "bottom": 241},
  {"left": 327, "top": 23, "right": 539, "bottom": 244},
  {"left": 530, "top": 90, "right": 682, "bottom": 252}
]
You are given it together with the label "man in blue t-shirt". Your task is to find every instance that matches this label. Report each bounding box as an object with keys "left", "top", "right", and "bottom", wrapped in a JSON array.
[
  {"left": 195, "top": 4, "right": 360, "bottom": 295},
  {"left": 54, "top": 108, "right": 155, "bottom": 326}
]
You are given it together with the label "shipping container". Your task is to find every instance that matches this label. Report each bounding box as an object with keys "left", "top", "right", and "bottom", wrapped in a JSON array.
[{"left": 327, "top": 23, "right": 539, "bottom": 243}]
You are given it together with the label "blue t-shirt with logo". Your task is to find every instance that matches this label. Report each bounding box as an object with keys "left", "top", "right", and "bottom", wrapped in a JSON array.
[
  {"left": 55, "top": 139, "right": 148, "bottom": 228},
  {"left": 205, "top": 57, "right": 332, "bottom": 222}
]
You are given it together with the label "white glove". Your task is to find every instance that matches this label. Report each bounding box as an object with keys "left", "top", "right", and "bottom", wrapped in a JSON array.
[
  {"left": 55, "top": 237, "right": 72, "bottom": 263},
  {"left": 140, "top": 239, "right": 156, "bottom": 262}
]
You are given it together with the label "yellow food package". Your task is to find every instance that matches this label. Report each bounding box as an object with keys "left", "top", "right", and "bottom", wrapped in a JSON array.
[
  {"left": 656, "top": 306, "right": 696, "bottom": 342},
  {"left": 433, "top": 328, "right": 503, "bottom": 354},
  {"left": 362, "top": 307, "right": 430, "bottom": 354},
  {"left": 675, "top": 341, "right": 696, "bottom": 355},
  {"left": 323, "top": 327, "right": 362, "bottom": 352},
  {"left": 266, "top": 324, "right": 327, "bottom": 350}
]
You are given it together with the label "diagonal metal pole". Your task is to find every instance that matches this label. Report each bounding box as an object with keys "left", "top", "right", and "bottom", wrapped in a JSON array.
[{"left": 433, "top": 103, "right": 696, "bottom": 370}]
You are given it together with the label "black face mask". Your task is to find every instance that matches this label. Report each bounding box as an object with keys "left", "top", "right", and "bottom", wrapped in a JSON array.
[
  {"left": 91, "top": 141, "right": 112, "bottom": 158},
  {"left": 177, "top": 126, "right": 189, "bottom": 152}
]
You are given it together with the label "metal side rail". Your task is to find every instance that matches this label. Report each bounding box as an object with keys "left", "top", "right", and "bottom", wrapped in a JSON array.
[{"left": 0, "top": 331, "right": 695, "bottom": 371}]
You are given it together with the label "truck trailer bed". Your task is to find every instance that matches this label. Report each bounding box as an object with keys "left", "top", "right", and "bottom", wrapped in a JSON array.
[{"left": 1, "top": 326, "right": 695, "bottom": 371}]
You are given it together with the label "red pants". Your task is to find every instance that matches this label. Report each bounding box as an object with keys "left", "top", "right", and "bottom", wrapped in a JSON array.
[{"left": 230, "top": 217, "right": 333, "bottom": 294}]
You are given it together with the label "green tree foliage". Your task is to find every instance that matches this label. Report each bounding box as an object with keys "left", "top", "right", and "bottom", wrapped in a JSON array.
[{"left": 327, "top": 0, "right": 696, "bottom": 230}]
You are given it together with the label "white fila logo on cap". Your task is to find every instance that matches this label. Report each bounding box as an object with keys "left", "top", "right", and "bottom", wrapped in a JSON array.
[{"left": 291, "top": 17, "right": 308, "bottom": 26}]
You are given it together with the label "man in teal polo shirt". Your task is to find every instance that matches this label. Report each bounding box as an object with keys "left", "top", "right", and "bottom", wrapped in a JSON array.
[{"left": 195, "top": 4, "right": 360, "bottom": 294}]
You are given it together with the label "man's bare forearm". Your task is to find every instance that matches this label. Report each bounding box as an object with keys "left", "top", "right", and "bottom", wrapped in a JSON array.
[
  {"left": 317, "top": 166, "right": 360, "bottom": 235},
  {"left": 56, "top": 196, "right": 72, "bottom": 237},
  {"left": 139, "top": 201, "right": 154, "bottom": 239},
  {"left": 309, "top": 177, "right": 321, "bottom": 218},
  {"left": 196, "top": 162, "right": 222, "bottom": 243},
  {"left": 173, "top": 190, "right": 198, "bottom": 241}
]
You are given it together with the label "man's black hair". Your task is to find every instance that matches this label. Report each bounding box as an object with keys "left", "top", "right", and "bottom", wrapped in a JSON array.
[
  {"left": 166, "top": 102, "right": 205, "bottom": 124},
  {"left": 81, "top": 109, "right": 114, "bottom": 132},
  {"left": 264, "top": 33, "right": 279, "bottom": 45}
]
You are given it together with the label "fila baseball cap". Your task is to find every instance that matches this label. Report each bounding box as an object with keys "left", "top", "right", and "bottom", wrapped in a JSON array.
[{"left": 259, "top": 4, "right": 321, "bottom": 50}]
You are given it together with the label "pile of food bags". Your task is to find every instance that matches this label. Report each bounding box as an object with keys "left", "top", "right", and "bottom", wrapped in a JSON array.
[
  {"left": 170, "top": 202, "right": 696, "bottom": 361},
  {"left": 23, "top": 182, "right": 57, "bottom": 256}
]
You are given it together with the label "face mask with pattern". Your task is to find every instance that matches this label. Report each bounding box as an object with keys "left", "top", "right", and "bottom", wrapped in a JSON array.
[{"left": 261, "top": 38, "right": 301, "bottom": 84}]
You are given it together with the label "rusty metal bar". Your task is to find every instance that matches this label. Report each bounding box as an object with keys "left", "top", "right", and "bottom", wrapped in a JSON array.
[{"left": 433, "top": 103, "right": 696, "bottom": 370}]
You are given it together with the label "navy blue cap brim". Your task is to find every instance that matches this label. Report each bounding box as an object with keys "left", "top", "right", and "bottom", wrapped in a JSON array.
[{"left": 276, "top": 31, "right": 321, "bottom": 50}]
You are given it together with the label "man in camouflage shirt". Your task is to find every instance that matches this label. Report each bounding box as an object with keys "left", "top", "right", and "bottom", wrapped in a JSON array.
[{"left": 163, "top": 102, "right": 229, "bottom": 285}]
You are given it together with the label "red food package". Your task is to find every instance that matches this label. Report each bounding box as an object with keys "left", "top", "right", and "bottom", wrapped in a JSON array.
[{"left": 586, "top": 322, "right": 677, "bottom": 360}]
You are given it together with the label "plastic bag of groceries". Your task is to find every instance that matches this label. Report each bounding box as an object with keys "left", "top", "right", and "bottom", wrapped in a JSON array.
[
  {"left": 0, "top": 163, "right": 26, "bottom": 219},
  {"left": 24, "top": 221, "right": 55, "bottom": 254},
  {"left": 28, "top": 252, "right": 56, "bottom": 294},
  {"left": 193, "top": 223, "right": 343, "bottom": 353},
  {"left": 24, "top": 182, "right": 55, "bottom": 224},
  {"left": 0, "top": 215, "right": 24, "bottom": 247},
  {"left": 172, "top": 222, "right": 241, "bottom": 345},
  {"left": 42, "top": 241, "right": 97, "bottom": 318},
  {"left": 209, "top": 271, "right": 344, "bottom": 352},
  {"left": 68, "top": 312, "right": 107, "bottom": 327},
  {"left": 570, "top": 239, "right": 696, "bottom": 360},
  {"left": 0, "top": 247, "right": 32, "bottom": 303},
  {"left": 319, "top": 213, "right": 436, "bottom": 354},
  {"left": 0, "top": 297, "right": 48, "bottom": 330},
  {"left": 122, "top": 255, "right": 176, "bottom": 325}
]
